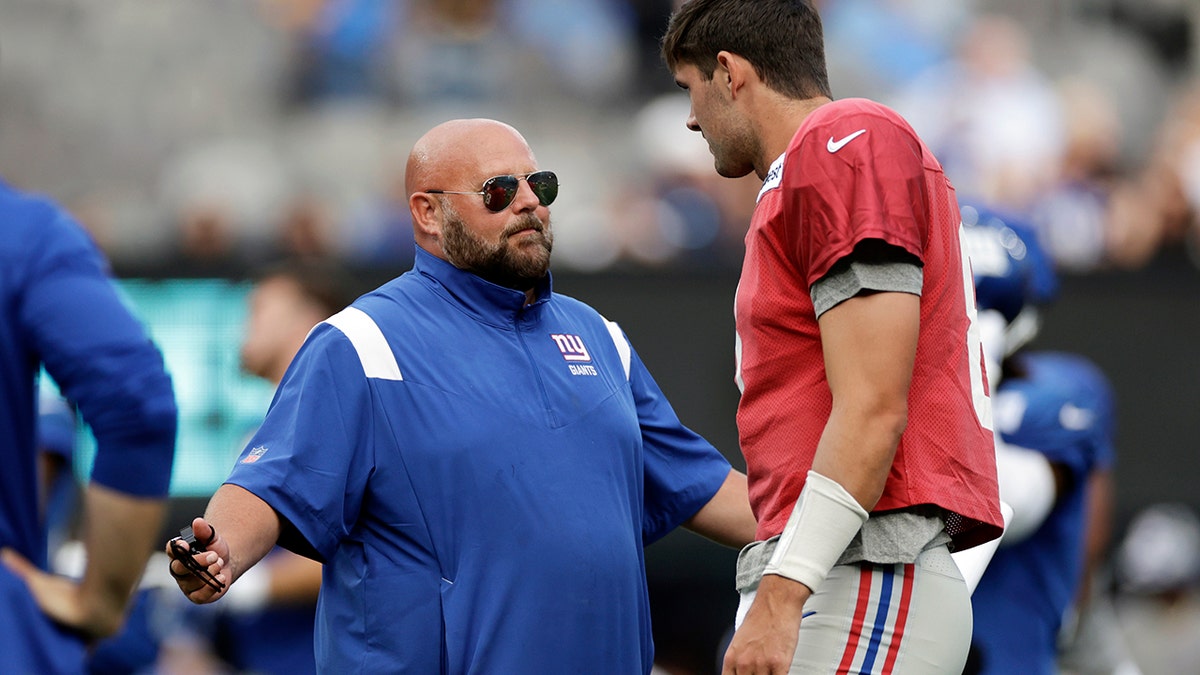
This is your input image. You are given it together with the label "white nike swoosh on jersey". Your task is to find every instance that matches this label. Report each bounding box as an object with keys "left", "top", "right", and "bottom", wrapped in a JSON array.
[{"left": 827, "top": 129, "right": 867, "bottom": 153}]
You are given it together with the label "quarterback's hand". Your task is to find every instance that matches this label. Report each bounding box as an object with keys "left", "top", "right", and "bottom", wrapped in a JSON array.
[
  {"left": 165, "top": 517, "right": 230, "bottom": 604},
  {"left": 722, "top": 574, "right": 811, "bottom": 674}
]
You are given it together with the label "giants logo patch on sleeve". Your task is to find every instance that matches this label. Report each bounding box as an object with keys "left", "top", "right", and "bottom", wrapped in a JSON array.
[{"left": 550, "top": 333, "right": 598, "bottom": 376}]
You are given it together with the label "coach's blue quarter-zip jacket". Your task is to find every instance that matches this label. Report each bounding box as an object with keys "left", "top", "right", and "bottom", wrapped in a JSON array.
[{"left": 226, "top": 247, "right": 731, "bottom": 674}]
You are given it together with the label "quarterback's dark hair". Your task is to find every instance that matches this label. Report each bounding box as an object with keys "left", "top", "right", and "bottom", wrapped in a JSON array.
[{"left": 661, "top": 0, "right": 832, "bottom": 99}]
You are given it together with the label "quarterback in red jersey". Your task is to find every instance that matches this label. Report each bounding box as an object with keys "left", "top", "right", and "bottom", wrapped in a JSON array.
[{"left": 663, "top": 1, "right": 1002, "bottom": 673}]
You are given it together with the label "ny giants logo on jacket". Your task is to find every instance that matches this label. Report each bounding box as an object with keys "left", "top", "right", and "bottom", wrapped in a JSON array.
[{"left": 550, "top": 334, "right": 597, "bottom": 376}]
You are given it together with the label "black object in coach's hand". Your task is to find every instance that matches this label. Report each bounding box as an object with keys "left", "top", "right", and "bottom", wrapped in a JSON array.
[{"left": 168, "top": 525, "right": 226, "bottom": 592}]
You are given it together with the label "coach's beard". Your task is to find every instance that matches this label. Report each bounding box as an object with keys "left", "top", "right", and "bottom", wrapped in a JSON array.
[{"left": 442, "top": 212, "right": 553, "bottom": 292}]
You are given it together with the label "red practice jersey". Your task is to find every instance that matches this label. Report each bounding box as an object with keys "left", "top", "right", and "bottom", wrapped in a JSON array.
[{"left": 736, "top": 98, "right": 1002, "bottom": 551}]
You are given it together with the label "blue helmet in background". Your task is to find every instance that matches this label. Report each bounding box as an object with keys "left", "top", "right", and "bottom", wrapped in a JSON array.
[{"left": 961, "top": 203, "right": 1058, "bottom": 358}]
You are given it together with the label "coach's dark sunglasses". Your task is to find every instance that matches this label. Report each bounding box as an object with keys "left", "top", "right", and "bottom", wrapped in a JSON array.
[{"left": 427, "top": 170, "right": 558, "bottom": 212}]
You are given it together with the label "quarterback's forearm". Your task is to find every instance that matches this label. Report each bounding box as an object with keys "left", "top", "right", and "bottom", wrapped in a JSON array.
[{"left": 810, "top": 405, "right": 904, "bottom": 510}]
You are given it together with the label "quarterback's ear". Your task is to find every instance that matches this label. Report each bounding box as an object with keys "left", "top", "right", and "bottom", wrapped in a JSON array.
[{"left": 716, "top": 50, "right": 755, "bottom": 98}]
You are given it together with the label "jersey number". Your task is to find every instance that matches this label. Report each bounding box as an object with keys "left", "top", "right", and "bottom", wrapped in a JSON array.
[{"left": 960, "top": 224, "right": 994, "bottom": 431}]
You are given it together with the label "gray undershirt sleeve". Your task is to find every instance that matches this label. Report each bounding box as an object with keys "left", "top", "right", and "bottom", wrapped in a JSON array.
[{"left": 810, "top": 245, "right": 924, "bottom": 318}]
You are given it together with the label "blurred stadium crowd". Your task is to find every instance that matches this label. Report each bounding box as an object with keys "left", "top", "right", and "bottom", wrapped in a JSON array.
[
  {"left": 2, "top": 0, "right": 1200, "bottom": 277},
  {"left": 6, "top": 1, "right": 1200, "bottom": 674}
]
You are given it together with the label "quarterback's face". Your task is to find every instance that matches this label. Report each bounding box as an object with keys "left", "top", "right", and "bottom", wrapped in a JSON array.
[{"left": 674, "top": 63, "right": 757, "bottom": 179}]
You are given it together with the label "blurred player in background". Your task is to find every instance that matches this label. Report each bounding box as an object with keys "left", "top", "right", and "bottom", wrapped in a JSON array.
[
  {"left": 662, "top": 1, "right": 1002, "bottom": 672},
  {"left": 165, "top": 261, "right": 354, "bottom": 674},
  {"left": 0, "top": 179, "right": 178, "bottom": 673},
  {"left": 33, "top": 393, "right": 179, "bottom": 675},
  {"left": 1111, "top": 502, "right": 1200, "bottom": 673},
  {"left": 1056, "top": 475, "right": 1142, "bottom": 675},
  {"left": 961, "top": 205, "right": 1128, "bottom": 675},
  {"left": 167, "top": 118, "right": 757, "bottom": 673}
]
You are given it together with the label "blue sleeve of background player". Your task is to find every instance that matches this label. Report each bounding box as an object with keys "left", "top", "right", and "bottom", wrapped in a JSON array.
[
  {"left": 18, "top": 201, "right": 176, "bottom": 496},
  {"left": 1001, "top": 352, "right": 1116, "bottom": 478},
  {"left": 1052, "top": 353, "right": 1118, "bottom": 472},
  {"left": 625, "top": 341, "right": 731, "bottom": 546}
]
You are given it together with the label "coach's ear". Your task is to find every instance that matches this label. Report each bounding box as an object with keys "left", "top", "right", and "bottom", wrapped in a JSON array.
[{"left": 410, "top": 192, "right": 444, "bottom": 251}]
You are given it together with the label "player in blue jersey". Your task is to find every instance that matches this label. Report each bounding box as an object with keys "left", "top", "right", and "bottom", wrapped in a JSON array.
[
  {"left": 0, "top": 180, "right": 178, "bottom": 673},
  {"left": 962, "top": 205, "right": 1118, "bottom": 675},
  {"left": 167, "top": 118, "right": 757, "bottom": 674}
]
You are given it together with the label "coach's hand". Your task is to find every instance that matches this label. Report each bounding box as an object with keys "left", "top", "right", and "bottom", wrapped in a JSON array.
[
  {"left": 166, "top": 517, "right": 230, "bottom": 604},
  {"left": 723, "top": 574, "right": 811, "bottom": 674}
]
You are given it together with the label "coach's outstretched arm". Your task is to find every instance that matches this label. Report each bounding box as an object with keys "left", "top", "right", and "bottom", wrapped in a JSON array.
[
  {"left": 167, "top": 484, "right": 283, "bottom": 604},
  {"left": 684, "top": 469, "right": 757, "bottom": 549}
]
